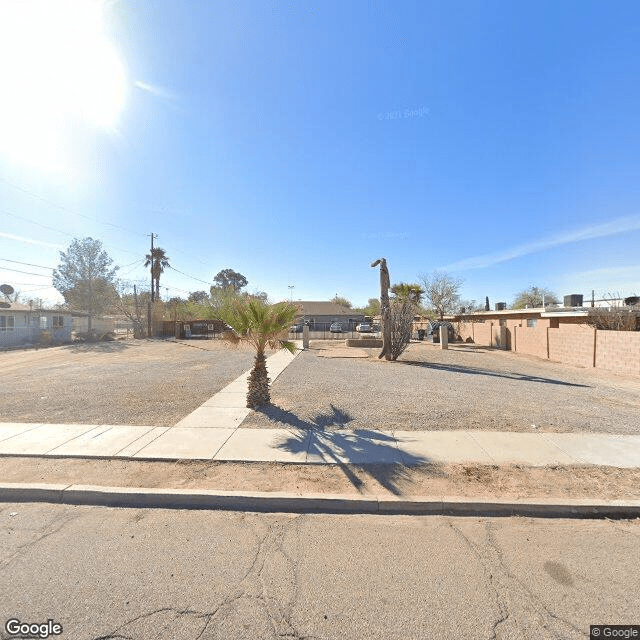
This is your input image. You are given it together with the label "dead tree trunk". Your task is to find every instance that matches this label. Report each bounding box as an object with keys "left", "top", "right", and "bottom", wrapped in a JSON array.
[{"left": 371, "top": 258, "right": 392, "bottom": 360}]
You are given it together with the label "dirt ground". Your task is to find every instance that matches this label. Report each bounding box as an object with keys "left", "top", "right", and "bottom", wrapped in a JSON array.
[
  {"left": 2, "top": 456, "right": 639, "bottom": 500},
  {"left": 2, "top": 337, "right": 638, "bottom": 434},
  {"left": 0, "top": 338, "right": 264, "bottom": 426},
  {"left": 243, "top": 341, "right": 640, "bottom": 435}
]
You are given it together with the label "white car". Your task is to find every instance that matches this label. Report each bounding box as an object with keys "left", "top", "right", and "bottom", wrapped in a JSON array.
[
  {"left": 329, "top": 322, "right": 343, "bottom": 333},
  {"left": 356, "top": 323, "right": 372, "bottom": 333}
]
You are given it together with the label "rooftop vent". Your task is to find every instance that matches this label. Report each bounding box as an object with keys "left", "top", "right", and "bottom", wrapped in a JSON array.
[{"left": 495, "top": 302, "right": 506, "bottom": 311}]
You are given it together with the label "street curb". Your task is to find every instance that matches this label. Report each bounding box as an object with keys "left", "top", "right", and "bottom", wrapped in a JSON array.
[{"left": 1, "top": 483, "right": 640, "bottom": 518}]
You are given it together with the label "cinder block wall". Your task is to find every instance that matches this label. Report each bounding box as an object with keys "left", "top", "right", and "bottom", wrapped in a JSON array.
[
  {"left": 596, "top": 330, "right": 640, "bottom": 376},
  {"left": 458, "top": 322, "right": 474, "bottom": 342},
  {"left": 514, "top": 326, "right": 548, "bottom": 358},
  {"left": 472, "top": 322, "right": 493, "bottom": 346},
  {"left": 548, "top": 325, "right": 595, "bottom": 368},
  {"left": 458, "top": 318, "right": 639, "bottom": 377}
]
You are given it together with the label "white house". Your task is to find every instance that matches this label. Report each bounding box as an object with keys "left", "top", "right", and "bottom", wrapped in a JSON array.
[{"left": 0, "top": 303, "right": 73, "bottom": 348}]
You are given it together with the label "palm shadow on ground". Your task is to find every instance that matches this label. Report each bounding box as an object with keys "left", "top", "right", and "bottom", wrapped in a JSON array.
[
  {"left": 397, "top": 360, "right": 590, "bottom": 387},
  {"left": 255, "top": 403, "right": 442, "bottom": 496}
]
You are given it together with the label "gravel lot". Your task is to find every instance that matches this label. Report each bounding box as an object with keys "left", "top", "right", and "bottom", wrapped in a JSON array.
[
  {"left": 2, "top": 338, "right": 639, "bottom": 435},
  {"left": 242, "top": 341, "right": 640, "bottom": 435},
  {"left": 0, "top": 339, "right": 260, "bottom": 426}
]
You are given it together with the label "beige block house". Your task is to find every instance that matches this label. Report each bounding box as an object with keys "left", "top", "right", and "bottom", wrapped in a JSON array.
[{"left": 293, "top": 301, "right": 366, "bottom": 331}]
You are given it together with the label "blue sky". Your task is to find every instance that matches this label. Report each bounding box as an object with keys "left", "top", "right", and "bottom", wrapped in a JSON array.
[{"left": 1, "top": 0, "right": 639, "bottom": 308}]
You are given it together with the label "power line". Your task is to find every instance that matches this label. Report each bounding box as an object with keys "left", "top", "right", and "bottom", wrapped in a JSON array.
[
  {"left": 0, "top": 208, "right": 141, "bottom": 257},
  {"left": 0, "top": 258, "right": 54, "bottom": 270},
  {"left": 168, "top": 265, "right": 212, "bottom": 285},
  {"left": 0, "top": 266, "right": 52, "bottom": 277},
  {"left": 3, "top": 205, "right": 220, "bottom": 275},
  {"left": 1, "top": 208, "right": 77, "bottom": 238},
  {"left": 0, "top": 178, "right": 147, "bottom": 238},
  {"left": 0, "top": 282, "right": 55, "bottom": 287}
]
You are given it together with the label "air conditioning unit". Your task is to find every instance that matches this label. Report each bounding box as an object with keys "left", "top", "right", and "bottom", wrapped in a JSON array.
[{"left": 564, "top": 294, "right": 583, "bottom": 307}]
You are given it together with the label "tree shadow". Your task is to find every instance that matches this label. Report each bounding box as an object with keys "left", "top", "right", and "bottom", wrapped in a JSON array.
[
  {"left": 256, "top": 404, "right": 440, "bottom": 496},
  {"left": 63, "top": 341, "right": 133, "bottom": 354},
  {"left": 398, "top": 360, "right": 590, "bottom": 388}
]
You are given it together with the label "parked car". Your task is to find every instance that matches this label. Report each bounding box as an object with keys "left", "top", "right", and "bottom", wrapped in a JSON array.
[
  {"left": 329, "top": 322, "right": 343, "bottom": 333},
  {"left": 356, "top": 323, "right": 372, "bottom": 333},
  {"left": 290, "top": 325, "right": 303, "bottom": 333}
]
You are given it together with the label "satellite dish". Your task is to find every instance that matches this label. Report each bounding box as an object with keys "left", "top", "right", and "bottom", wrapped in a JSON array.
[
  {"left": 0, "top": 284, "right": 15, "bottom": 296},
  {"left": 0, "top": 302, "right": 11, "bottom": 309}
]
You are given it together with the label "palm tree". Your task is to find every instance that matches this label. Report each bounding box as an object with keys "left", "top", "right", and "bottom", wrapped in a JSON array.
[
  {"left": 144, "top": 248, "right": 170, "bottom": 300},
  {"left": 218, "top": 298, "right": 298, "bottom": 408}
]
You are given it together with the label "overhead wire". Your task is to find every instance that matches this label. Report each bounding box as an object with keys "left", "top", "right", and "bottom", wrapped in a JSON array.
[
  {"left": 2, "top": 197, "right": 223, "bottom": 292},
  {"left": 0, "top": 266, "right": 53, "bottom": 277},
  {"left": 1, "top": 208, "right": 142, "bottom": 257},
  {"left": 0, "top": 258, "right": 54, "bottom": 270},
  {"left": 0, "top": 177, "right": 147, "bottom": 238}
]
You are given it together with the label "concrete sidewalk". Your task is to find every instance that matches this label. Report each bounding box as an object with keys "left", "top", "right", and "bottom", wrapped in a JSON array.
[
  {"left": 1, "top": 341, "right": 639, "bottom": 468},
  {"left": 1, "top": 422, "right": 639, "bottom": 467}
]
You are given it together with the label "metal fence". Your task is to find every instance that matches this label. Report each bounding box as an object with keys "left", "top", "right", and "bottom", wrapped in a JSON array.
[{"left": 287, "top": 329, "right": 381, "bottom": 341}]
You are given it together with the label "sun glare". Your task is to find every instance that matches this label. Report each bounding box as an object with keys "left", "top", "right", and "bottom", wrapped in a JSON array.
[{"left": 0, "top": 0, "right": 127, "bottom": 172}]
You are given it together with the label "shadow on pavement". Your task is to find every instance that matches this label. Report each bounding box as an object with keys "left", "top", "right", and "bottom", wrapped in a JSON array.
[
  {"left": 398, "top": 360, "right": 590, "bottom": 387},
  {"left": 256, "top": 404, "right": 438, "bottom": 496}
]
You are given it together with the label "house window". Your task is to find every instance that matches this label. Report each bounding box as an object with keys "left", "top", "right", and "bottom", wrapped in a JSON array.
[
  {"left": 526, "top": 318, "right": 537, "bottom": 328},
  {"left": 52, "top": 316, "right": 64, "bottom": 329},
  {"left": 40, "top": 317, "right": 48, "bottom": 329},
  {"left": 0, "top": 315, "right": 15, "bottom": 331}
]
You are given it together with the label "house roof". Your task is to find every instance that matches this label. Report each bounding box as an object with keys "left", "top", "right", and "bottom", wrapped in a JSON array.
[
  {"left": 294, "top": 301, "right": 363, "bottom": 317},
  {"left": 0, "top": 302, "right": 72, "bottom": 314},
  {"left": 450, "top": 306, "right": 602, "bottom": 320}
]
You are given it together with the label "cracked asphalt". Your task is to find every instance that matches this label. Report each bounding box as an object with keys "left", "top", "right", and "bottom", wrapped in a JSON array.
[{"left": 1, "top": 503, "right": 638, "bottom": 639}]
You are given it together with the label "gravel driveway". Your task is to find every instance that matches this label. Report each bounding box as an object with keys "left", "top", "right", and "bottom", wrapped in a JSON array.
[
  {"left": 0, "top": 339, "right": 259, "bottom": 426},
  {"left": 242, "top": 341, "right": 640, "bottom": 435}
]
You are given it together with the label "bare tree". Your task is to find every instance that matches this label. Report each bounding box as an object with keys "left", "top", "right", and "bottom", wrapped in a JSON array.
[
  {"left": 113, "top": 282, "right": 150, "bottom": 338},
  {"left": 512, "top": 286, "right": 558, "bottom": 309},
  {"left": 458, "top": 298, "right": 484, "bottom": 313},
  {"left": 583, "top": 294, "right": 639, "bottom": 331},
  {"left": 419, "top": 270, "right": 463, "bottom": 320},
  {"left": 330, "top": 295, "right": 352, "bottom": 308}
]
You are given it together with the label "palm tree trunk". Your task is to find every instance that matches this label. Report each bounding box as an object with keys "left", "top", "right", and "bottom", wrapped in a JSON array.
[{"left": 246, "top": 349, "right": 271, "bottom": 408}]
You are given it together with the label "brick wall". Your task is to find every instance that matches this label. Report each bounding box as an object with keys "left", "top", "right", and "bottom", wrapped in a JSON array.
[
  {"left": 514, "top": 326, "right": 548, "bottom": 358},
  {"left": 548, "top": 325, "right": 595, "bottom": 368},
  {"left": 596, "top": 330, "right": 640, "bottom": 376}
]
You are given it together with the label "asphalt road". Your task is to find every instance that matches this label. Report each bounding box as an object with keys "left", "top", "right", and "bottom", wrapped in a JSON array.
[{"left": 1, "top": 503, "right": 638, "bottom": 639}]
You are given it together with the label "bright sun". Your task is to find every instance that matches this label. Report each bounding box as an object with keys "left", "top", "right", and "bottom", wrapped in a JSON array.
[{"left": 0, "top": 0, "right": 127, "bottom": 172}]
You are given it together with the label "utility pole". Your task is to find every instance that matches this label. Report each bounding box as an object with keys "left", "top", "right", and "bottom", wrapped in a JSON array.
[
  {"left": 147, "top": 233, "right": 157, "bottom": 338},
  {"left": 148, "top": 233, "right": 157, "bottom": 302}
]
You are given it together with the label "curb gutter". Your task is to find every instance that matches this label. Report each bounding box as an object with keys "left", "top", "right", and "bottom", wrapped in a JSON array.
[{"left": 1, "top": 484, "right": 639, "bottom": 519}]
